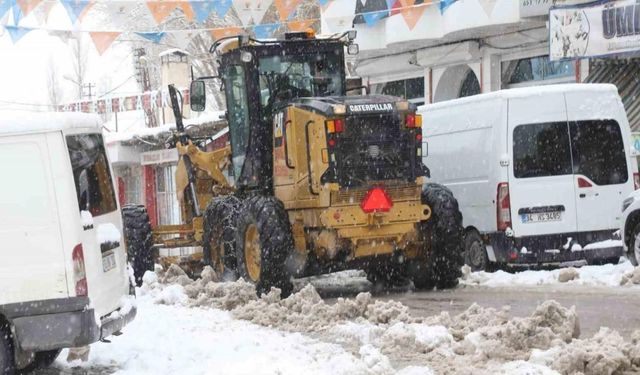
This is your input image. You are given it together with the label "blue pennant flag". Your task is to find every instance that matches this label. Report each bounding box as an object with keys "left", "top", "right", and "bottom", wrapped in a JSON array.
[
  {"left": 11, "top": 2, "right": 21, "bottom": 26},
  {"left": 136, "top": 31, "right": 166, "bottom": 44},
  {"left": 60, "top": 0, "right": 91, "bottom": 24},
  {"left": 317, "top": 0, "right": 331, "bottom": 5},
  {"left": 190, "top": 1, "right": 216, "bottom": 23},
  {"left": 0, "top": 0, "right": 14, "bottom": 20},
  {"left": 4, "top": 25, "right": 32, "bottom": 43},
  {"left": 253, "top": 24, "right": 278, "bottom": 39},
  {"left": 213, "top": 0, "right": 232, "bottom": 18},
  {"left": 362, "top": 10, "right": 387, "bottom": 27},
  {"left": 440, "top": 0, "right": 457, "bottom": 14}
]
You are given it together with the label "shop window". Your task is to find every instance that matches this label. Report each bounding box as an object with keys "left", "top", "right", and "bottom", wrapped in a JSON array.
[
  {"left": 502, "top": 56, "right": 575, "bottom": 87},
  {"left": 373, "top": 77, "right": 425, "bottom": 105},
  {"left": 156, "top": 164, "right": 181, "bottom": 225},
  {"left": 459, "top": 70, "right": 481, "bottom": 98}
]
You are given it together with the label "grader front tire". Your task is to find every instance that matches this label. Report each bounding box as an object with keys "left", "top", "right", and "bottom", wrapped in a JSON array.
[
  {"left": 235, "top": 196, "right": 294, "bottom": 298},
  {"left": 202, "top": 195, "right": 241, "bottom": 279}
]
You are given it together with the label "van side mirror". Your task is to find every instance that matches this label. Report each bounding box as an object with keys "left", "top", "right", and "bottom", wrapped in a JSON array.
[{"left": 190, "top": 80, "right": 206, "bottom": 112}]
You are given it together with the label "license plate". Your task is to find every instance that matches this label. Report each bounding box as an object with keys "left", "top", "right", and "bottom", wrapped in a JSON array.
[
  {"left": 102, "top": 251, "right": 116, "bottom": 272},
  {"left": 521, "top": 211, "right": 561, "bottom": 223}
]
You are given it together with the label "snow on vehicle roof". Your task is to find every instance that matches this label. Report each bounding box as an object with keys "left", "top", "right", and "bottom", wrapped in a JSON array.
[
  {"left": 0, "top": 110, "right": 102, "bottom": 135},
  {"left": 420, "top": 83, "right": 619, "bottom": 112}
]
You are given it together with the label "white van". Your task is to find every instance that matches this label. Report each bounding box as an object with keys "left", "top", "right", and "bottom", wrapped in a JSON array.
[
  {"left": 420, "top": 84, "right": 638, "bottom": 270},
  {"left": 0, "top": 111, "right": 135, "bottom": 373}
]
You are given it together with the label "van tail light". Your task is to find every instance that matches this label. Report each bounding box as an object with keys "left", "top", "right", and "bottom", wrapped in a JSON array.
[
  {"left": 634, "top": 173, "right": 640, "bottom": 190},
  {"left": 72, "top": 244, "right": 88, "bottom": 297},
  {"left": 497, "top": 183, "right": 512, "bottom": 231},
  {"left": 361, "top": 187, "right": 393, "bottom": 213}
]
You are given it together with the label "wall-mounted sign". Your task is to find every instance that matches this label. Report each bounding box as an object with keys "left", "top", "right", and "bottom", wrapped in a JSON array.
[
  {"left": 550, "top": 0, "right": 640, "bottom": 61},
  {"left": 141, "top": 148, "right": 179, "bottom": 165},
  {"left": 632, "top": 132, "right": 640, "bottom": 157},
  {"left": 520, "top": 0, "right": 591, "bottom": 18}
]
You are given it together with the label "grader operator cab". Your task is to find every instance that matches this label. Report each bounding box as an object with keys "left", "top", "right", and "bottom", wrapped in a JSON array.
[{"left": 122, "top": 30, "right": 464, "bottom": 296}]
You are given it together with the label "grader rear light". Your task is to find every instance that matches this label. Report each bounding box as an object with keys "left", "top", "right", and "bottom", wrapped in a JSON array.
[
  {"left": 405, "top": 113, "right": 422, "bottom": 128},
  {"left": 326, "top": 119, "right": 345, "bottom": 134},
  {"left": 361, "top": 187, "right": 393, "bottom": 213}
]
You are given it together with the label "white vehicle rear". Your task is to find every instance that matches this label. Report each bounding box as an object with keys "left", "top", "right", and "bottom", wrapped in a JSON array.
[
  {"left": 420, "top": 84, "right": 637, "bottom": 270},
  {"left": 0, "top": 111, "right": 135, "bottom": 373}
]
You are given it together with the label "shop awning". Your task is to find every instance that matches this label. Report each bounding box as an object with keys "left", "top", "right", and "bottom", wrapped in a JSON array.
[{"left": 586, "top": 59, "right": 640, "bottom": 131}]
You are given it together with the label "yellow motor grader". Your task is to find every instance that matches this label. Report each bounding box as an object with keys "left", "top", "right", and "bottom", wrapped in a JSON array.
[{"left": 122, "top": 30, "right": 464, "bottom": 296}]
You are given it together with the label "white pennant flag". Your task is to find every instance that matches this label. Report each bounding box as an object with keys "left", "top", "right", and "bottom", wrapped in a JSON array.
[{"left": 232, "top": 0, "right": 273, "bottom": 26}]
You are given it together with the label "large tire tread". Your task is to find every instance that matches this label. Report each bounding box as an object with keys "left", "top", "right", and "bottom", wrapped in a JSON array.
[
  {"left": 202, "top": 195, "right": 241, "bottom": 276},
  {"left": 235, "top": 196, "right": 294, "bottom": 297},
  {"left": 122, "top": 205, "right": 154, "bottom": 286},
  {"left": 0, "top": 321, "right": 14, "bottom": 375}
]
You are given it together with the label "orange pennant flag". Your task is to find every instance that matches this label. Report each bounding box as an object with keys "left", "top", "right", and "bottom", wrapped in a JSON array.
[
  {"left": 179, "top": 2, "right": 194, "bottom": 22},
  {"left": 211, "top": 26, "right": 244, "bottom": 41},
  {"left": 90, "top": 31, "right": 121, "bottom": 55},
  {"left": 16, "top": 0, "right": 43, "bottom": 16},
  {"left": 287, "top": 19, "right": 314, "bottom": 32},
  {"left": 146, "top": 1, "right": 179, "bottom": 24},
  {"left": 273, "top": 0, "right": 302, "bottom": 22},
  {"left": 399, "top": 0, "right": 427, "bottom": 30}
]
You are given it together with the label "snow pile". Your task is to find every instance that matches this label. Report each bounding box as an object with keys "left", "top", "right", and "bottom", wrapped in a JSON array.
[
  {"left": 620, "top": 266, "right": 640, "bottom": 286},
  {"left": 139, "top": 266, "right": 640, "bottom": 374},
  {"left": 461, "top": 260, "right": 638, "bottom": 288}
]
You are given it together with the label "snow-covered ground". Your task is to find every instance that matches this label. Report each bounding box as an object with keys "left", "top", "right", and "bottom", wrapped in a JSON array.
[
  {"left": 460, "top": 258, "right": 640, "bottom": 288},
  {"left": 47, "top": 263, "right": 640, "bottom": 375}
]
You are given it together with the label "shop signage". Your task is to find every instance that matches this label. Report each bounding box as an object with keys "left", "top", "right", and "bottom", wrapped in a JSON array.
[
  {"left": 520, "top": 0, "right": 591, "bottom": 18},
  {"left": 141, "top": 148, "right": 179, "bottom": 165},
  {"left": 631, "top": 132, "right": 640, "bottom": 156},
  {"left": 550, "top": 0, "right": 640, "bottom": 61}
]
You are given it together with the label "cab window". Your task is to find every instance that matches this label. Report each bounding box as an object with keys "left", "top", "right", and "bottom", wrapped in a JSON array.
[
  {"left": 224, "top": 65, "right": 250, "bottom": 179},
  {"left": 66, "top": 134, "right": 117, "bottom": 216}
]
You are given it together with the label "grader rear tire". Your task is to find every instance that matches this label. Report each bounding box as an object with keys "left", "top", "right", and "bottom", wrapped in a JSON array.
[
  {"left": 0, "top": 322, "right": 14, "bottom": 375},
  {"left": 122, "top": 205, "right": 154, "bottom": 286},
  {"left": 410, "top": 183, "right": 464, "bottom": 290},
  {"left": 202, "top": 195, "right": 241, "bottom": 279},
  {"left": 235, "top": 196, "right": 294, "bottom": 298}
]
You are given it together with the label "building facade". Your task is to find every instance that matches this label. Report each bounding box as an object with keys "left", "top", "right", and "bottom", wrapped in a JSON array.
[{"left": 322, "top": 0, "right": 640, "bottom": 130}]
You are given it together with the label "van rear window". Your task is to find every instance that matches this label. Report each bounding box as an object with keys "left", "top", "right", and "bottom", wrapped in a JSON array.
[
  {"left": 66, "top": 134, "right": 117, "bottom": 216},
  {"left": 513, "top": 122, "right": 572, "bottom": 178},
  {"left": 570, "top": 120, "right": 627, "bottom": 186}
]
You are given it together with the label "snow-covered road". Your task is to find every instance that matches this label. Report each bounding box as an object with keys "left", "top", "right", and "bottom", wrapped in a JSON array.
[{"left": 39, "top": 261, "right": 640, "bottom": 375}]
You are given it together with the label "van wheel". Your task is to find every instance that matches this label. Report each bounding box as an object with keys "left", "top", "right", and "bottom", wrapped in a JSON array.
[
  {"left": 203, "top": 195, "right": 241, "bottom": 280},
  {"left": 235, "top": 196, "right": 294, "bottom": 298},
  {"left": 464, "top": 230, "right": 489, "bottom": 272},
  {"left": 20, "top": 349, "right": 61, "bottom": 372},
  {"left": 122, "top": 205, "right": 154, "bottom": 286},
  {"left": 411, "top": 183, "right": 464, "bottom": 290},
  {"left": 0, "top": 322, "right": 14, "bottom": 375},
  {"left": 628, "top": 222, "right": 640, "bottom": 266}
]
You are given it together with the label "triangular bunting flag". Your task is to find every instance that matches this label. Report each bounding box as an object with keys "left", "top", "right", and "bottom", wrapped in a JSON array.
[
  {"left": 146, "top": 1, "right": 179, "bottom": 24},
  {"left": 253, "top": 23, "right": 278, "bottom": 39},
  {"left": 318, "top": 0, "right": 331, "bottom": 5},
  {"left": 89, "top": 31, "right": 120, "bottom": 55},
  {"left": 16, "top": 0, "right": 42, "bottom": 17},
  {"left": 354, "top": 0, "right": 389, "bottom": 27},
  {"left": 136, "top": 31, "right": 166, "bottom": 43},
  {"left": 60, "top": 0, "right": 91, "bottom": 24},
  {"left": 211, "top": 26, "right": 243, "bottom": 41},
  {"left": 213, "top": 0, "right": 232, "bottom": 18},
  {"left": 179, "top": 2, "right": 194, "bottom": 21},
  {"left": 4, "top": 24, "right": 31, "bottom": 42},
  {"left": 399, "top": 0, "right": 425, "bottom": 30},
  {"left": 478, "top": 0, "right": 496, "bottom": 18},
  {"left": 322, "top": 0, "right": 357, "bottom": 33},
  {"left": 190, "top": 0, "right": 217, "bottom": 23},
  {"left": 11, "top": 3, "right": 21, "bottom": 25},
  {"left": 440, "top": 0, "right": 456, "bottom": 14},
  {"left": 232, "top": 0, "right": 272, "bottom": 26},
  {"left": 287, "top": 19, "right": 314, "bottom": 32},
  {"left": 0, "top": 0, "right": 13, "bottom": 20},
  {"left": 273, "top": 0, "right": 301, "bottom": 22}
]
